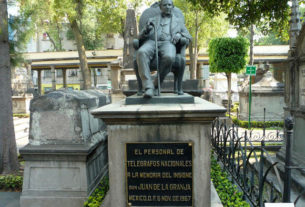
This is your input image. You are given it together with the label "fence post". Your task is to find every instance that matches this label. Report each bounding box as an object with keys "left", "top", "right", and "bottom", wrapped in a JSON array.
[
  {"left": 283, "top": 117, "right": 294, "bottom": 202},
  {"left": 259, "top": 140, "right": 265, "bottom": 207},
  {"left": 263, "top": 108, "right": 266, "bottom": 137}
]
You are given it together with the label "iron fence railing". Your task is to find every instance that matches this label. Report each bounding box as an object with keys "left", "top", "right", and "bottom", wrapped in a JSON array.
[{"left": 211, "top": 117, "right": 284, "bottom": 207}]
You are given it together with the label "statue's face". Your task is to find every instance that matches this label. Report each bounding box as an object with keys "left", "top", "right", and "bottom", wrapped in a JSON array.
[{"left": 160, "top": 0, "right": 173, "bottom": 16}]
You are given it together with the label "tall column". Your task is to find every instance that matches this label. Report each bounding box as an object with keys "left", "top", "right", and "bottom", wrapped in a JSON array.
[
  {"left": 63, "top": 69, "right": 67, "bottom": 88},
  {"left": 38, "top": 70, "right": 42, "bottom": 95},
  {"left": 26, "top": 63, "right": 34, "bottom": 89},
  {"left": 289, "top": 0, "right": 301, "bottom": 49},
  {"left": 51, "top": 65, "right": 56, "bottom": 91},
  {"left": 123, "top": 9, "right": 137, "bottom": 68}
]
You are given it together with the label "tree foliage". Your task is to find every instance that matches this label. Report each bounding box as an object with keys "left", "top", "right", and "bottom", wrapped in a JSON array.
[
  {"left": 174, "top": 0, "right": 228, "bottom": 48},
  {"left": 209, "top": 37, "right": 249, "bottom": 111},
  {"left": 208, "top": 37, "right": 249, "bottom": 74},
  {"left": 186, "top": 0, "right": 291, "bottom": 41},
  {"left": 174, "top": 0, "right": 229, "bottom": 79}
]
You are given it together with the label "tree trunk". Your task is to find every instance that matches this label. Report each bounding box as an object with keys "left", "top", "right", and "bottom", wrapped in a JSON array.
[
  {"left": 0, "top": 0, "right": 19, "bottom": 174},
  {"left": 55, "top": 19, "right": 63, "bottom": 51},
  {"left": 249, "top": 25, "right": 254, "bottom": 65},
  {"left": 46, "top": 32, "right": 59, "bottom": 51},
  {"left": 226, "top": 72, "right": 232, "bottom": 114},
  {"left": 70, "top": 19, "right": 91, "bottom": 89}
]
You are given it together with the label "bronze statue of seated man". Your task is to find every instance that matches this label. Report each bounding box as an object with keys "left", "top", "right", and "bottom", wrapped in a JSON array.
[{"left": 133, "top": 0, "right": 191, "bottom": 98}]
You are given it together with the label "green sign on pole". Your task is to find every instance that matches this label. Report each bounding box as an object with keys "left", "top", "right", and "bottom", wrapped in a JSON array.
[
  {"left": 246, "top": 65, "right": 257, "bottom": 76},
  {"left": 246, "top": 65, "right": 256, "bottom": 129}
]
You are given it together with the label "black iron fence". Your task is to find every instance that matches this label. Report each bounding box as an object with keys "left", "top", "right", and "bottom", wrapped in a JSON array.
[{"left": 211, "top": 117, "right": 287, "bottom": 207}]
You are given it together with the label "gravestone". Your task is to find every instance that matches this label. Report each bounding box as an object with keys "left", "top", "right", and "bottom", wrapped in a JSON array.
[
  {"left": 92, "top": 97, "right": 226, "bottom": 206},
  {"left": 20, "top": 90, "right": 110, "bottom": 207},
  {"left": 11, "top": 65, "right": 34, "bottom": 114},
  {"left": 239, "top": 71, "right": 285, "bottom": 121},
  {"left": 211, "top": 73, "right": 239, "bottom": 107}
]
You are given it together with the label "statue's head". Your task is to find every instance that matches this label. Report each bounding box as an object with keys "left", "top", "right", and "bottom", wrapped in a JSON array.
[{"left": 160, "top": 0, "right": 174, "bottom": 16}]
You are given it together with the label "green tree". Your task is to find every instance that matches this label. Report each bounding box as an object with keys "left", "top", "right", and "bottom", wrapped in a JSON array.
[
  {"left": 208, "top": 37, "right": 249, "bottom": 111},
  {"left": 186, "top": 0, "right": 290, "bottom": 65},
  {"left": 174, "top": 0, "right": 229, "bottom": 79},
  {"left": 255, "top": 32, "right": 288, "bottom": 46},
  {"left": 0, "top": 0, "right": 19, "bottom": 174},
  {"left": 19, "top": 0, "right": 130, "bottom": 89}
]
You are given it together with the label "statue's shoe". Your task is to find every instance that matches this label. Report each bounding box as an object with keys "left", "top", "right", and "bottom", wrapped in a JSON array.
[
  {"left": 177, "top": 90, "right": 184, "bottom": 95},
  {"left": 143, "top": 88, "right": 153, "bottom": 98},
  {"left": 154, "top": 88, "right": 159, "bottom": 96}
]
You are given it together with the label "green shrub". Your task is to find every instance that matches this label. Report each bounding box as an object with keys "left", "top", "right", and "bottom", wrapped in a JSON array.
[
  {"left": 211, "top": 156, "right": 250, "bottom": 207},
  {"left": 231, "top": 116, "right": 283, "bottom": 129},
  {"left": 0, "top": 175, "right": 23, "bottom": 191},
  {"left": 231, "top": 103, "right": 239, "bottom": 112},
  {"left": 84, "top": 176, "right": 109, "bottom": 207}
]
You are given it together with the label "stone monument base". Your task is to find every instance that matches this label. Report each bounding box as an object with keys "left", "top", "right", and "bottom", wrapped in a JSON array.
[
  {"left": 92, "top": 97, "right": 225, "bottom": 207},
  {"left": 125, "top": 93, "right": 194, "bottom": 105},
  {"left": 20, "top": 142, "right": 108, "bottom": 207}
]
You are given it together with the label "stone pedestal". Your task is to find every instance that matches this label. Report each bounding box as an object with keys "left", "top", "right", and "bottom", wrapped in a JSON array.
[
  {"left": 12, "top": 94, "right": 33, "bottom": 114},
  {"left": 20, "top": 90, "right": 110, "bottom": 207},
  {"left": 92, "top": 97, "right": 225, "bottom": 207}
]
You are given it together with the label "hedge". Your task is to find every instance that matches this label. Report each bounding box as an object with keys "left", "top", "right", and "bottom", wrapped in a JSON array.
[
  {"left": 0, "top": 175, "right": 23, "bottom": 191},
  {"left": 84, "top": 176, "right": 109, "bottom": 207},
  {"left": 231, "top": 116, "right": 283, "bottom": 128},
  {"left": 211, "top": 156, "right": 250, "bottom": 207}
]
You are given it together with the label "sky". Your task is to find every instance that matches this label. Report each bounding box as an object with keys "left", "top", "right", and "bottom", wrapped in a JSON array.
[{"left": 7, "top": 1, "right": 19, "bottom": 17}]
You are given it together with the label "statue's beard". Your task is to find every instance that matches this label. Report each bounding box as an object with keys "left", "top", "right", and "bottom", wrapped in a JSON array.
[{"left": 161, "top": 10, "right": 172, "bottom": 17}]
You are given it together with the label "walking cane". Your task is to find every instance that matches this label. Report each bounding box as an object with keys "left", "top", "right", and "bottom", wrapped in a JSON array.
[{"left": 150, "top": 23, "right": 161, "bottom": 96}]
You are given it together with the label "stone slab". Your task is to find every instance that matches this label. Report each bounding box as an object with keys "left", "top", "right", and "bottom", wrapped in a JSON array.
[
  {"left": 125, "top": 93, "right": 194, "bottom": 105},
  {"left": 123, "top": 90, "right": 204, "bottom": 97},
  {"left": 92, "top": 97, "right": 226, "bottom": 125},
  {"left": 265, "top": 204, "right": 294, "bottom": 207}
]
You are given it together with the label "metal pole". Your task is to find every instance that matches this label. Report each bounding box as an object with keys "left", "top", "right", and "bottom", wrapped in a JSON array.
[
  {"left": 248, "top": 76, "right": 252, "bottom": 129},
  {"left": 283, "top": 117, "right": 294, "bottom": 202}
]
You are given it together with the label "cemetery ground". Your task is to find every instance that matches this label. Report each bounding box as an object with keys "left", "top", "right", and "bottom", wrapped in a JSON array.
[{"left": 1, "top": 114, "right": 300, "bottom": 207}]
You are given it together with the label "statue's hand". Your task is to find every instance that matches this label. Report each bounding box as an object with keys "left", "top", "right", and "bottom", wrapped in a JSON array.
[
  {"left": 145, "top": 21, "right": 154, "bottom": 34},
  {"left": 171, "top": 33, "right": 182, "bottom": 44}
]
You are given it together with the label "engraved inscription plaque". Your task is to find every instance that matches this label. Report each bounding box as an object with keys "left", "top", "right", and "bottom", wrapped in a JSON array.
[{"left": 126, "top": 143, "right": 193, "bottom": 206}]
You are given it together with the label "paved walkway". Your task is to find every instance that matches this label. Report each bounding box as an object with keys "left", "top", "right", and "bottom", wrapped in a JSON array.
[
  {"left": 0, "top": 192, "right": 20, "bottom": 207},
  {"left": 13, "top": 117, "right": 29, "bottom": 152}
]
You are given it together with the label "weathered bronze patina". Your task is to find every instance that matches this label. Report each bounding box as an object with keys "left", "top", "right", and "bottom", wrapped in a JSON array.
[{"left": 133, "top": 0, "right": 191, "bottom": 98}]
